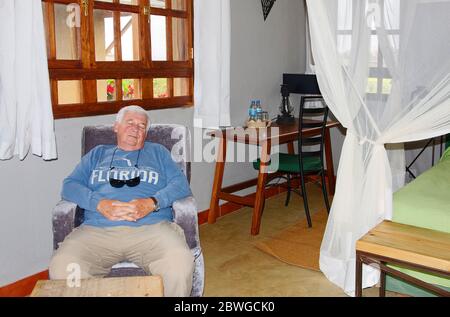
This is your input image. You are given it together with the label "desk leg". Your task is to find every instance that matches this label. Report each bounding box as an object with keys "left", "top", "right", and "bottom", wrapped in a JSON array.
[
  {"left": 379, "top": 263, "right": 386, "bottom": 297},
  {"left": 355, "top": 252, "right": 363, "bottom": 297},
  {"left": 324, "top": 128, "right": 336, "bottom": 195},
  {"left": 287, "top": 142, "right": 295, "bottom": 154},
  {"left": 208, "top": 137, "right": 227, "bottom": 224},
  {"left": 251, "top": 140, "right": 271, "bottom": 235}
]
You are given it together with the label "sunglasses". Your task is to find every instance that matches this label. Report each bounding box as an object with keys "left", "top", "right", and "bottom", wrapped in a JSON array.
[
  {"left": 108, "top": 148, "right": 141, "bottom": 188},
  {"left": 109, "top": 174, "right": 140, "bottom": 188}
]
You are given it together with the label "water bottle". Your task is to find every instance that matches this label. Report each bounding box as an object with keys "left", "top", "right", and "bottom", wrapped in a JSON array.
[
  {"left": 255, "top": 100, "right": 263, "bottom": 121},
  {"left": 249, "top": 100, "right": 257, "bottom": 121}
]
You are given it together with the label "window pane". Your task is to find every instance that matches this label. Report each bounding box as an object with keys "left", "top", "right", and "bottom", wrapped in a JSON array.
[
  {"left": 58, "top": 80, "right": 82, "bottom": 104},
  {"left": 172, "top": 18, "right": 188, "bottom": 61},
  {"left": 121, "top": 12, "right": 140, "bottom": 61},
  {"left": 120, "top": 0, "right": 138, "bottom": 5},
  {"left": 337, "top": 35, "right": 351, "bottom": 65},
  {"left": 151, "top": 15, "right": 167, "bottom": 61},
  {"left": 172, "top": 0, "right": 186, "bottom": 11},
  {"left": 366, "top": 78, "right": 378, "bottom": 94},
  {"left": 384, "top": 0, "right": 400, "bottom": 30},
  {"left": 97, "top": 79, "right": 117, "bottom": 102},
  {"left": 388, "top": 34, "right": 400, "bottom": 60},
  {"left": 174, "top": 78, "right": 189, "bottom": 96},
  {"left": 122, "top": 79, "right": 141, "bottom": 100},
  {"left": 54, "top": 3, "right": 81, "bottom": 60},
  {"left": 382, "top": 78, "right": 392, "bottom": 95},
  {"left": 151, "top": 0, "right": 166, "bottom": 9},
  {"left": 154, "top": 78, "right": 168, "bottom": 98},
  {"left": 369, "top": 35, "right": 379, "bottom": 68},
  {"left": 337, "top": 0, "right": 352, "bottom": 31},
  {"left": 94, "top": 10, "right": 116, "bottom": 61}
]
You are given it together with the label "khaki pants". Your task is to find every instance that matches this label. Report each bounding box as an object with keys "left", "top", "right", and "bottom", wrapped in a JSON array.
[{"left": 49, "top": 221, "right": 194, "bottom": 297}]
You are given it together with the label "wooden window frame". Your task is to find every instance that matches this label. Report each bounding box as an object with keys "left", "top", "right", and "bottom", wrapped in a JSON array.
[{"left": 42, "top": 0, "right": 194, "bottom": 119}]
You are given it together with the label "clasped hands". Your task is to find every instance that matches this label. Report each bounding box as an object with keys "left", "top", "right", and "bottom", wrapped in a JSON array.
[{"left": 97, "top": 198, "right": 156, "bottom": 222}]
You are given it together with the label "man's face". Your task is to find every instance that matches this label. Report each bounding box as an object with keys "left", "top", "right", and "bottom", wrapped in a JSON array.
[{"left": 114, "top": 111, "right": 148, "bottom": 150}]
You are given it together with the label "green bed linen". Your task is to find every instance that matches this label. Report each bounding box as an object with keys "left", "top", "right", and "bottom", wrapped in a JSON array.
[{"left": 386, "top": 147, "right": 450, "bottom": 296}]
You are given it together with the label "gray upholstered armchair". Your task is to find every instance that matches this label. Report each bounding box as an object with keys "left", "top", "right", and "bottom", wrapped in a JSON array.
[{"left": 51, "top": 124, "right": 204, "bottom": 297}]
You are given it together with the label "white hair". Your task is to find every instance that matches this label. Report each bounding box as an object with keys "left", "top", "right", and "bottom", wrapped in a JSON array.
[{"left": 116, "top": 105, "right": 151, "bottom": 129}]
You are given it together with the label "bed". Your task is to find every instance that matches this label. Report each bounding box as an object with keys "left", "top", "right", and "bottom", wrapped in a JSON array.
[{"left": 386, "top": 147, "right": 450, "bottom": 296}]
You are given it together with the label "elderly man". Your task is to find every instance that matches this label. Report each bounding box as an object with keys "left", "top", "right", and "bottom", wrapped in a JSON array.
[{"left": 49, "top": 106, "right": 194, "bottom": 297}]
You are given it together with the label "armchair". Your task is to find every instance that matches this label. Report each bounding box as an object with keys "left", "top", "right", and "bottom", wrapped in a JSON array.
[{"left": 52, "top": 124, "right": 204, "bottom": 297}]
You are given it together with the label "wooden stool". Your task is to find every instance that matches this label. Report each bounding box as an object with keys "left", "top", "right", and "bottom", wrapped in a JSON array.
[
  {"left": 355, "top": 220, "right": 450, "bottom": 297},
  {"left": 30, "top": 276, "right": 164, "bottom": 297}
]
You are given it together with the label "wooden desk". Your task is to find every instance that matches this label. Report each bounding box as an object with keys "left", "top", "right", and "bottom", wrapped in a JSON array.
[
  {"left": 356, "top": 221, "right": 450, "bottom": 297},
  {"left": 208, "top": 119, "right": 340, "bottom": 235},
  {"left": 30, "top": 276, "right": 164, "bottom": 297}
]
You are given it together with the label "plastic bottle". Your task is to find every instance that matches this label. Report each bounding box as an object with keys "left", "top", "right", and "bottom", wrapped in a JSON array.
[{"left": 255, "top": 100, "right": 263, "bottom": 121}]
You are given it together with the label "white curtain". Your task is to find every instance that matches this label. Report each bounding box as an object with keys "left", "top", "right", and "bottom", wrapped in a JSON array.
[
  {"left": 0, "top": 0, "right": 56, "bottom": 160},
  {"left": 193, "top": 0, "right": 231, "bottom": 128},
  {"left": 305, "top": 11, "right": 315, "bottom": 74},
  {"left": 306, "top": 0, "right": 450, "bottom": 295}
]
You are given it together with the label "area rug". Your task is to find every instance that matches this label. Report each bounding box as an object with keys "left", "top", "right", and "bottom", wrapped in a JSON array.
[{"left": 254, "top": 210, "right": 328, "bottom": 271}]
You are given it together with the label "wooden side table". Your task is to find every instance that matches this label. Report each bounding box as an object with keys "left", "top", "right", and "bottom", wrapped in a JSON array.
[
  {"left": 355, "top": 220, "right": 450, "bottom": 297},
  {"left": 30, "top": 276, "right": 164, "bottom": 297}
]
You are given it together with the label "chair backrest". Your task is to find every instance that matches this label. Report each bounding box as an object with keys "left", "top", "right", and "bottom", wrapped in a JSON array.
[
  {"left": 81, "top": 124, "right": 191, "bottom": 183},
  {"left": 282, "top": 73, "right": 329, "bottom": 166},
  {"left": 298, "top": 96, "right": 329, "bottom": 164}
]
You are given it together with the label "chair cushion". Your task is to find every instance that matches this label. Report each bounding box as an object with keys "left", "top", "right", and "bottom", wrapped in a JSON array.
[{"left": 253, "top": 153, "right": 322, "bottom": 173}]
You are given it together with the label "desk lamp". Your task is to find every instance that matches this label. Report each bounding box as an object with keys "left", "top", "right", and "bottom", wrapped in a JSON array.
[
  {"left": 276, "top": 84, "right": 295, "bottom": 124},
  {"left": 277, "top": 74, "right": 323, "bottom": 125}
]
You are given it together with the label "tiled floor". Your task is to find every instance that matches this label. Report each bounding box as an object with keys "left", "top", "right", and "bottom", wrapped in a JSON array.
[{"left": 199, "top": 183, "right": 401, "bottom": 297}]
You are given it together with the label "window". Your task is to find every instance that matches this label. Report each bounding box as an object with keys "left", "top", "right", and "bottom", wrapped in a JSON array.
[
  {"left": 42, "top": 0, "right": 193, "bottom": 119},
  {"left": 336, "top": 0, "right": 400, "bottom": 101}
]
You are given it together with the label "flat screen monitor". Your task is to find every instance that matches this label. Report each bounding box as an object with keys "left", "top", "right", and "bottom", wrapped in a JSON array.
[{"left": 282, "top": 74, "right": 321, "bottom": 95}]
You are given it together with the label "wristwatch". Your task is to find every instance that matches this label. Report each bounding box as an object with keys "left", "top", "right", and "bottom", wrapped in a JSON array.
[{"left": 150, "top": 197, "right": 160, "bottom": 212}]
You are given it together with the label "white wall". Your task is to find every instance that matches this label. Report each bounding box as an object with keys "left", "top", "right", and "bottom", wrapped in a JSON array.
[
  {"left": 222, "top": 0, "right": 306, "bottom": 195},
  {"left": 0, "top": 0, "right": 306, "bottom": 286}
]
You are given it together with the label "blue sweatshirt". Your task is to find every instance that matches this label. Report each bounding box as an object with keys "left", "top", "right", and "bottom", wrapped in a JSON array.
[{"left": 62, "top": 142, "right": 192, "bottom": 227}]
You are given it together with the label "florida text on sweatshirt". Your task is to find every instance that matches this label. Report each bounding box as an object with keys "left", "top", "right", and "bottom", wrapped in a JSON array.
[{"left": 62, "top": 142, "right": 192, "bottom": 227}]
